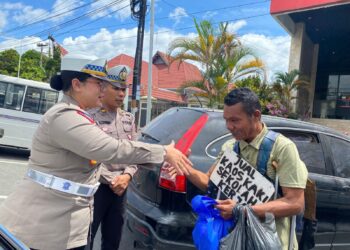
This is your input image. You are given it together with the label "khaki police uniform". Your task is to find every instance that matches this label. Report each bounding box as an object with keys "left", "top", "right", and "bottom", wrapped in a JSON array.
[
  {"left": 215, "top": 124, "right": 308, "bottom": 250},
  {"left": 89, "top": 107, "right": 138, "bottom": 183},
  {"left": 88, "top": 107, "right": 137, "bottom": 249},
  {"left": 0, "top": 95, "right": 165, "bottom": 250}
]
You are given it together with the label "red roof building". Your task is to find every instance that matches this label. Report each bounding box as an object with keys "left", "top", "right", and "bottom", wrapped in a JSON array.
[{"left": 108, "top": 51, "right": 203, "bottom": 103}]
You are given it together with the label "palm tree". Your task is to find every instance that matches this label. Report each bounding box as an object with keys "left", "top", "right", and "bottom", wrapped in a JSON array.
[
  {"left": 168, "top": 19, "right": 265, "bottom": 108},
  {"left": 272, "top": 69, "right": 309, "bottom": 112}
]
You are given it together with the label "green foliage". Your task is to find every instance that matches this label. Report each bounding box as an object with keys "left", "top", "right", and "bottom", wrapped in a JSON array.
[
  {"left": 168, "top": 18, "right": 265, "bottom": 108},
  {"left": 0, "top": 49, "right": 20, "bottom": 77},
  {"left": 0, "top": 46, "right": 61, "bottom": 82},
  {"left": 234, "top": 76, "right": 273, "bottom": 114},
  {"left": 272, "top": 69, "right": 309, "bottom": 112},
  {"left": 19, "top": 50, "right": 46, "bottom": 81},
  {"left": 45, "top": 46, "right": 61, "bottom": 81}
]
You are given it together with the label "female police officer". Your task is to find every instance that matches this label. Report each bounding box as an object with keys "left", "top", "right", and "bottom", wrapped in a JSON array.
[{"left": 0, "top": 54, "right": 191, "bottom": 250}]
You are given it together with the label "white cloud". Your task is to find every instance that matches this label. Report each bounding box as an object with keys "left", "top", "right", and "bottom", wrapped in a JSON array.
[
  {"left": 13, "top": 5, "right": 49, "bottom": 25},
  {"left": 62, "top": 28, "right": 138, "bottom": 58},
  {"left": 0, "top": 11, "right": 8, "bottom": 30},
  {"left": 169, "top": 7, "right": 188, "bottom": 25},
  {"left": 203, "top": 11, "right": 218, "bottom": 20},
  {"left": 112, "top": 4, "right": 131, "bottom": 21},
  {"left": 1, "top": 2, "right": 24, "bottom": 10},
  {"left": 58, "top": 26, "right": 290, "bottom": 81},
  {"left": 0, "top": 36, "right": 48, "bottom": 55},
  {"left": 89, "top": 0, "right": 130, "bottom": 21},
  {"left": 51, "top": 0, "right": 80, "bottom": 22},
  {"left": 61, "top": 27, "right": 196, "bottom": 61},
  {"left": 240, "top": 34, "right": 291, "bottom": 81},
  {"left": 0, "top": 22, "right": 289, "bottom": 84},
  {"left": 89, "top": 0, "right": 112, "bottom": 20},
  {"left": 227, "top": 20, "right": 247, "bottom": 33}
]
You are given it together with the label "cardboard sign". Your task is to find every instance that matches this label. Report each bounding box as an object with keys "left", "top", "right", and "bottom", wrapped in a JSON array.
[{"left": 210, "top": 148, "right": 275, "bottom": 205}]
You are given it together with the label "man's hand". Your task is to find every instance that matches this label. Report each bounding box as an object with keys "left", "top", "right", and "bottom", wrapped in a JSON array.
[
  {"left": 215, "top": 199, "right": 237, "bottom": 220},
  {"left": 164, "top": 142, "right": 192, "bottom": 176},
  {"left": 109, "top": 174, "right": 131, "bottom": 196}
]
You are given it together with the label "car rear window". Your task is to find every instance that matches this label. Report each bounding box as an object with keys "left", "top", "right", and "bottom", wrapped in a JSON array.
[{"left": 139, "top": 108, "right": 204, "bottom": 144}]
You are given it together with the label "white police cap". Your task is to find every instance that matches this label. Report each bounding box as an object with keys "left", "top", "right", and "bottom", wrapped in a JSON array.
[
  {"left": 106, "top": 65, "right": 131, "bottom": 89},
  {"left": 61, "top": 54, "right": 108, "bottom": 80}
]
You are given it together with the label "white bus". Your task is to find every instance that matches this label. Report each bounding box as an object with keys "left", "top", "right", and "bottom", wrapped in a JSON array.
[{"left": 0, "top": 74, "right": 62, "bottom": 149}]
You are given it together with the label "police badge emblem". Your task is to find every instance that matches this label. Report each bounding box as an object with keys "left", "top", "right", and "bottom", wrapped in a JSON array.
[
  {"left": 119, "top": 67, "right": 128, "bottom": 82},
  {"left": 63, "top": 182, "right": 72, "bottom": 190}
]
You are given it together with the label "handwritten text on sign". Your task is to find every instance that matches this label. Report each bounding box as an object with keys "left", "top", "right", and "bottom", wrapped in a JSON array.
[{"left": 210, "top": 148, "right": 275, "bottom": 205}]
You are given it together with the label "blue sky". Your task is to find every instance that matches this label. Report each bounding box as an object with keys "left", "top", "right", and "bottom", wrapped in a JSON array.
[{"left": 0, "top": 0, "right": 291, "bottom": 79}]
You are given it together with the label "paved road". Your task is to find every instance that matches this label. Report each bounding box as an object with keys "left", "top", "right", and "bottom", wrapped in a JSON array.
[{"left": 0, "top": 146, "right": 132, "bottom": 250}]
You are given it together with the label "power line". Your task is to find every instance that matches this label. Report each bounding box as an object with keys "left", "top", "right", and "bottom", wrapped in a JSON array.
[
  {"left": 161, "top": 0, "right": 270, "bottom": 19},
  {"left": 30, "top": 0, "right": 127, "bottom": 38},
  {"left": 51, "top": 13, "right": 273, "bottom": 47},
  {"left": 60, "top": 12, "right": 291, "bottom": 60},
  {"left": 53, "top": 3, "right": 130, "bottom": 38},
  {"left": 1, "top": 0, "right": 104, "bottom": 35},
  {"left": 1, "top": 0, "right": 269, "bottom": 47},
  {"left": 52, "top": 0, "right": 271, "bottom": 37},
  {"left": 0, "top": 11, "right": 290, "bottom": 60},
  {"left": 0, "top": 0, "right": 127, "bottom": 50},
  {"left": 0, "top": 12, "right": 271, "bottom": 51}
]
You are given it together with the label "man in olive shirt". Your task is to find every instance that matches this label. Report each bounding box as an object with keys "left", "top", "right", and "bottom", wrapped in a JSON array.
[{"left": 182, "top": 88, "right": 308, "bottom": 249}]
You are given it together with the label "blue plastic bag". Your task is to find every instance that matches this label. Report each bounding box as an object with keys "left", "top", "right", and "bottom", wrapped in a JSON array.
[{"left": 191, "top": 195, "right": 235, "bottom": 250}]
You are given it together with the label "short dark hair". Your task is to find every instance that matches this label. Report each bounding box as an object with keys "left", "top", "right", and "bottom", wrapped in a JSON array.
[{"left": 224, "top": 87, "right": 261, "bottom": 116}]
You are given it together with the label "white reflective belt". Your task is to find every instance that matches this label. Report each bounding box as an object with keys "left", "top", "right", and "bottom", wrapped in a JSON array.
[{"left": 27, "top": 168, "right": 100, "bottom": 198}]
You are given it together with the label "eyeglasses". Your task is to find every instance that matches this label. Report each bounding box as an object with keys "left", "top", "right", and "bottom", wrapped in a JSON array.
[{"left": 85, "top": 79, "right": 108, "bottom": 91}]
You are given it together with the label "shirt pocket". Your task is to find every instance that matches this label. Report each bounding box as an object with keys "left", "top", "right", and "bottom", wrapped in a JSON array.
[
  {"left": 121, "top": 117, "right": 133, "bottom": 132},
  {"left": 99, "top": 123, "right": 114, "bottom": 135}
]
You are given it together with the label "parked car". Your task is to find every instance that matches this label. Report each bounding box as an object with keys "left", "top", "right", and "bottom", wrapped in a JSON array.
[
  {"left": 125, "top": 107, "right": 350, "bottom": 250},
  {"left": 0, "top": 224, "right": 29, "bottom": 250}
]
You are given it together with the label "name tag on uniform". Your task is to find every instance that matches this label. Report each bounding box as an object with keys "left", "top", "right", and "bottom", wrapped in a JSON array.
[{"left": 99, "top": 121, "right": 111, "bottom": 125}]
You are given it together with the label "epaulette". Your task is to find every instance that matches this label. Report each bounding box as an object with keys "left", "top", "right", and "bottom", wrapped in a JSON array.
[{"left": 77, "top": 110, "right": 95, "bottom": 124}]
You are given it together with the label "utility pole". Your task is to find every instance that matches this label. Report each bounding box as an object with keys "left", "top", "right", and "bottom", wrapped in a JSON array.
[
  {"left": 17, "top": 42, "right": 22, "bottom": 78},
  {"left": 130, "top": 0, "right": 147, "bottom": 127},
  {"left": 146, "top": 0, "right": 155, "bottom": 125},
  {"left": 37, "top": 42, "right": 48, "bottom": 68}
]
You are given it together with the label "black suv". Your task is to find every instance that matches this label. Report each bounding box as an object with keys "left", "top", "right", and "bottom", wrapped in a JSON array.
[{"left": 125, "top": 107, "right": 350, "bottom": 250}]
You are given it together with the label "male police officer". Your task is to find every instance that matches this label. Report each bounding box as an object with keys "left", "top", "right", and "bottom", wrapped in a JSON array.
[{"left": 88, "top": 65, "right": 135, "bottom": 250}]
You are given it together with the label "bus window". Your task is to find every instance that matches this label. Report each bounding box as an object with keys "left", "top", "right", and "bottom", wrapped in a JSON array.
[
  {"left": 0, "top": 82, "right": 7, "bottom": 107},
  {"left": 39, "top": 90, "right": 58, "bottom": 114},
  {"left": 23, "top": 87, "right": 41, "bottom": 113},
  {"left": 4, "top": 83, "right": 25, "bottom": 110}
]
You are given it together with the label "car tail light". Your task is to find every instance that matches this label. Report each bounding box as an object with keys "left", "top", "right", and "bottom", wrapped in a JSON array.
[{"left": 159, "top": 113, "right": 209, "bottom": 193}]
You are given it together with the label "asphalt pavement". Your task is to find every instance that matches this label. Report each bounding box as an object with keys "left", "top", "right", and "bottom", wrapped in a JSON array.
[{"left": 0, "top": 146, "right": 132, "bottom": 250}]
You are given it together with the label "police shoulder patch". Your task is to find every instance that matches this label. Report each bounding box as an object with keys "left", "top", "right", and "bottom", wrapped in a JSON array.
[{"left": 77, "top": 110, "right": 95, "bottom": 124}]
